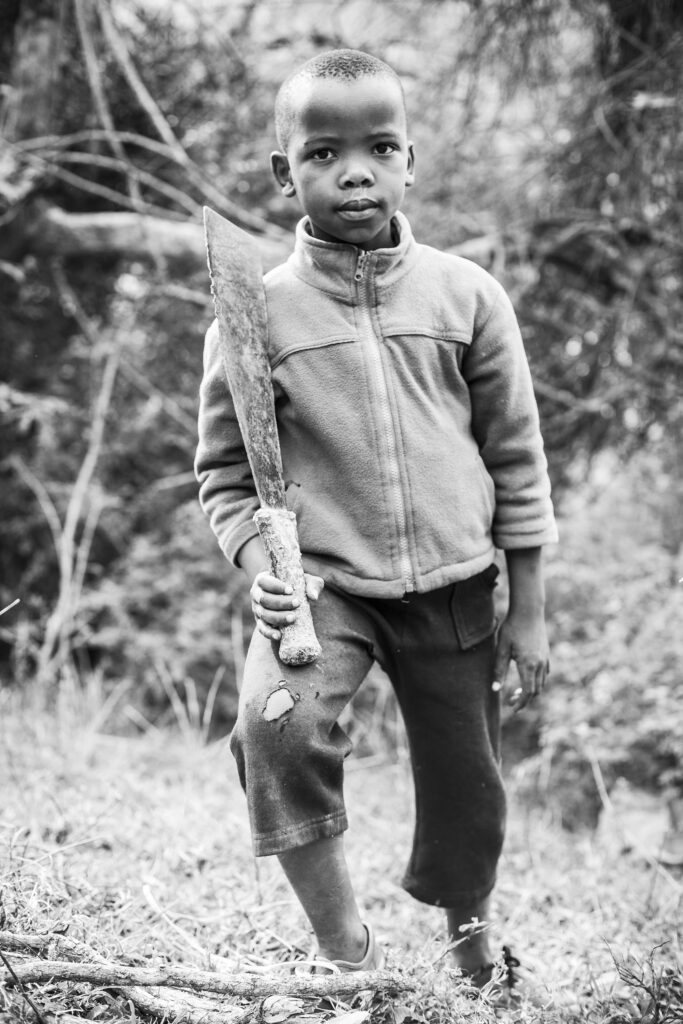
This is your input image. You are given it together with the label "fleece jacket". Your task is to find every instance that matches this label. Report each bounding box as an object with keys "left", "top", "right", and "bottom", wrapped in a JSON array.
[{"left": 195, "top": 212, "right": 558, "bottom": 598}]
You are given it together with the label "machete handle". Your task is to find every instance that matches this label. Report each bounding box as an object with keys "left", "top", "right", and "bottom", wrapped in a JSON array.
[{"left": 254, "top": 507, "right": 322, "bottom": 665}]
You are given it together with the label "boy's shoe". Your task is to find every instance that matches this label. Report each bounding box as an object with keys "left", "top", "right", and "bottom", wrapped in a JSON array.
[
  {"left": 467, "top": 944, "right": 520, "bottom": 986},
  {"left": 298, "top": 923, "right": 385, "bottom": 975},
  {"left": 465, "top": 946, "right": 550, "bottom": 1012}
]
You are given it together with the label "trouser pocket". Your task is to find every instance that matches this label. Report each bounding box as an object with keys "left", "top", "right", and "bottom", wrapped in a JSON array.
[{"left": 449, "top": 563, "right": 499, "bottom": 650}]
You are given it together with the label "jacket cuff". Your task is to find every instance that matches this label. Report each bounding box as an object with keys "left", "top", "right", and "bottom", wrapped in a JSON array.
[{"left": 492, "top": 521, "right": 559, "bottom": 549}]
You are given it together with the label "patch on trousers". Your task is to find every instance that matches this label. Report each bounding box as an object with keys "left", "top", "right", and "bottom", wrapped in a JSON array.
[{"left": 262, "top": 681, "right": 300, "bottom": 722}]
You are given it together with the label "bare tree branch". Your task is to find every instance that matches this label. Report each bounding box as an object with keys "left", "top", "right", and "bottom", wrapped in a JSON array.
[
  {"left": 119, "top": 360, "right": 198, "bottom": 436},
  {"left": 0, "top": 955, "right": 411, "bottom": 1000},
  {"left": 14, "top": 149, "right": 188, "bottom": 220},
  {"left": 38, "top": 151, "right": 202, "bottom": 216},
  {"left": 73, "top": 0, "right": 145, "bottom": 213},
  {"left": 7, "top": 456, "right": 64, "bottom": 560},
  {"left": 36, "top": 263, "right": 122, "bottom": 679},
  {"left": 94, "top": 0, "right": 275, "bottom": 235}
]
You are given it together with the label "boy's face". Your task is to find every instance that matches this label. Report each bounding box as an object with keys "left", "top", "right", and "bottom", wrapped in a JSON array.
[{"left": 272, "top": 76, "right": 415, "bottom": 251}]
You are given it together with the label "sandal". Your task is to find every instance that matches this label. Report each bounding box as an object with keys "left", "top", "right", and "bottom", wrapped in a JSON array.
[
  {"left": 298, "top": 923, "right": 385, "bottom": 975},
  {"left": 468, "top": 945, "right": 520, "bottom": 991},
  {"left": 465, "top": 946, "right": 550, "bottom": 1011}
]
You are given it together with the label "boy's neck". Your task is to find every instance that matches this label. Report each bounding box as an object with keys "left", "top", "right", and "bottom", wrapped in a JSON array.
[{"left": 305, "top": 215, "right": 401, "bottom": 251}]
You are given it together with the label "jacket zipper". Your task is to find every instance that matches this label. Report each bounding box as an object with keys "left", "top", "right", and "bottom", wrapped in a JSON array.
[
  {"left": 354, "top": 251, "right": 368, "bottom": 282},
  {"left": 355, "top": 250, "right": 415, "bottom": 593}
]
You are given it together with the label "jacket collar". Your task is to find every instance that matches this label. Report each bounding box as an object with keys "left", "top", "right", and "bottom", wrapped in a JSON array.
[{"left": 288, "top": 211, "right": 418, "bottom": 298}]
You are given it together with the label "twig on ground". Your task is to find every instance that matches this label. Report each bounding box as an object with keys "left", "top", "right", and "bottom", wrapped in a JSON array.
[
  {"left": 0, "top": 932, "right": 247, "bottom": 1022},
  {"left": 110, "top": 984, "right": 251, "bottom": 1024},
  {"left": 0, "top": 956, "right": 412, "bottom": 1000},
  {"left": 0, "top": 928, "right": 413, "bottom": 1024}
]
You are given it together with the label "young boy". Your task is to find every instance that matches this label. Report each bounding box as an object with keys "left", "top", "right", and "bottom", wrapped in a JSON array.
[{"left": 195, "top": 49, "right": 557, "bottom": 987}]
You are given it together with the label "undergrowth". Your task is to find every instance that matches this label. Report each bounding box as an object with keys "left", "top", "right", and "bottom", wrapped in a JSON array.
[{"left": 1, "top": 687, "right": 681, "bottom": 1024}]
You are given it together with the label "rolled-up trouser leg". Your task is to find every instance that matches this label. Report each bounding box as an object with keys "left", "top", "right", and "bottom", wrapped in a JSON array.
[
  {"left": 386, "top": 578, "right": 506, "bottom": 907},
  {"left": 229, "top": 586, "right": 375, "bottom": 857}
]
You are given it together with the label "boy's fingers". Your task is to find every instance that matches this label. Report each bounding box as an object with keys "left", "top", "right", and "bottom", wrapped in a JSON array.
[
  {"left": 509, "top": 676, "right": 533, "bottom": 711},
  {"left": 257, "top": 620, "right": 281, "bottom": 641},
  {"left": 509, "top": 658, "right": 548, "bottom": 711},
  {"left": 253, "top": 571, "right": 291, "bottom": 595},
  {"left": 260, "top": 608, "right": 297, "bottom": 627},
  {"left": 535, "top": 659, "right": 550, "bottom": 693},
  {"left": 512, "top": 690, "right": 531, "bottom": 712},
  {"left": 252, "top": 573, "right": 323, "bottom": 637},
  {"left": 251, "top": 573, "right": 298, "bottom": 623},
  {"left": 492, "top": 640, "right": 511, "bottom": 692},
  {"left": 258, "top": 591, "right": 300, "bottom": 611}
]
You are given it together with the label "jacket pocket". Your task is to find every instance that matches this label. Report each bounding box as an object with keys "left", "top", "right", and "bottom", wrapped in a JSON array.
[{"left": 450, "top": 563, "right": 499, "bottom": 650}]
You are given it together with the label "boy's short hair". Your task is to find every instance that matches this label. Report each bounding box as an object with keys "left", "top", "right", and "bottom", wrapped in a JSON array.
[{"left": 274, "top": 49, "right": 405, "bottom": 151}]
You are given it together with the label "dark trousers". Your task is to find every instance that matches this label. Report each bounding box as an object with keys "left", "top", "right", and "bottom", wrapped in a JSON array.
[{"left": 230, "top": 564, "right": 506, "bottom": 907}]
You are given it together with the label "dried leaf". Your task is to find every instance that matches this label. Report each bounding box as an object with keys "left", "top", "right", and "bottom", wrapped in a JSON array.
[{"left": 261, "top": 994, "right": 307, "bottom": 1022}]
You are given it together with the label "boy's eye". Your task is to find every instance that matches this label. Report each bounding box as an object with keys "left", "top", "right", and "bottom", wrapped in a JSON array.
[
  {"left": 310, "top": 148, "right": 335, "bottom": 161},
  {"left": 375, "top": 142, "right": 398, "bottom": 155}
]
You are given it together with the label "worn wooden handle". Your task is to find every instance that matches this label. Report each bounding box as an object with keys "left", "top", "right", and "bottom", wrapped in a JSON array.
[{"left": 253, "top": 507, "right": 321, "bottom": 665}]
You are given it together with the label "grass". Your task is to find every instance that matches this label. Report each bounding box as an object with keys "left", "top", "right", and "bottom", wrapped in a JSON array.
[{"left": 1, "top": 678, "right": 682, "bottom": 1024}]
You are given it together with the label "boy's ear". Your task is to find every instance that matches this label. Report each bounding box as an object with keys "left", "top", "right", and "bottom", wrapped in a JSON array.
[
  {"left": 271, "top": 151, "right": 296, "bottom": 197},
  {"left": 405, "top": 142, "right": 416, "bottom": 188}
]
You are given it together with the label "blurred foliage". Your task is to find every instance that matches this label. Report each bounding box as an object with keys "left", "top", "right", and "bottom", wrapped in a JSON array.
[
  {"left": 0, "top": 0, "right": 682, "bottom": 819},
  {"left": 517, "top": 451, "right": 683, "bottom": 828}
]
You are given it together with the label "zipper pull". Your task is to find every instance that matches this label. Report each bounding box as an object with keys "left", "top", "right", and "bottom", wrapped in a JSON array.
[{"left": 354, "top": 251, "right": 368, "bottom": 282}]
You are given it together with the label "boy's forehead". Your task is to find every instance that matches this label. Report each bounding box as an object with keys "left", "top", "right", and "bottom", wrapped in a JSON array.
[{"left": 288, "top": 76, "right": 406, "bottom": 138}]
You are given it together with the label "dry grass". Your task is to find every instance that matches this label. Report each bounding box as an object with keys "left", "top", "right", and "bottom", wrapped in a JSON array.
[{"left": 1, "top": 683, "right": 682, "bottom": 1024}]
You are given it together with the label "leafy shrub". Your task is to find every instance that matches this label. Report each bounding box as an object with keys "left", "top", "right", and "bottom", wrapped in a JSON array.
[{"left": 515, "top": 451, "right": 683, "bottom": 827}]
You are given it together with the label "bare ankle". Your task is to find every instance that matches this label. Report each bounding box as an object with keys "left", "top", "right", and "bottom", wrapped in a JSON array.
[
  {"left": 449, "top": 939, "right": 493, "bottom": 975},
  {"left": 445, "top": 898, "right": 493, "bottom": 973},
  {"left": 317, "top": 919, "right": 368, "bottom": 963},
  {"left": 277, "top": 836, "right": 367, "bottom": 964}
]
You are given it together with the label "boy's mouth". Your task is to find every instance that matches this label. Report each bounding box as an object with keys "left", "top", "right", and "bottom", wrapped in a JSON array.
[{"left": 338, "top": 198, "right": 378, "bottom": 212}]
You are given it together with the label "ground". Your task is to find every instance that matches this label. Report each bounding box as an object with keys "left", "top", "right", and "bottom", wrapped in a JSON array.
[{"left": 1, "top": 690, "right": 681, "bottom": 1024}]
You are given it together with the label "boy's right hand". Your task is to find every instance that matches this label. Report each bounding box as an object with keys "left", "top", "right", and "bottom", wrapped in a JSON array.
[{"left": 250, "top": 571, "right": 324, "bottom": 641}]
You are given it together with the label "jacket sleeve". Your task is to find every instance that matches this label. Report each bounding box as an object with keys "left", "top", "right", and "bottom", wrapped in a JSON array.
[
  {"left": 463, "top": 283, "right": 558, "bottom": 549},
  {"left": 194, "top": 319, "right": 261, "bottom": 564}
]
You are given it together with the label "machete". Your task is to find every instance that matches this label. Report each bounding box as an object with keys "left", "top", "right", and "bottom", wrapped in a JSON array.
[{"left": 203, "top": 206, "right": 321, "bottom": 665}]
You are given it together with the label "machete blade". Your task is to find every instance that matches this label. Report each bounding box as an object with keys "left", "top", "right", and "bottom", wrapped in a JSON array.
[{"left": 203, "top": 206, "right": 286, "bottom": 510}]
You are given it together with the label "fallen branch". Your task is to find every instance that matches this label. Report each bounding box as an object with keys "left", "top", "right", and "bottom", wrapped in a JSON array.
[
  {"left": 0, "top": 956, "right": 411, "bottom": 1000},
  {"left": 0, "top": 931, "right": 413, "bottom": 1024},
  {"left": 3, "top": 204, "right": 291, "bottom": 271},
  {"left": 0, "top": 932, "right": 250, "bottom": 1023},
  {"left": 106, "top": 984, "right": 252, "bottom": 1024}
]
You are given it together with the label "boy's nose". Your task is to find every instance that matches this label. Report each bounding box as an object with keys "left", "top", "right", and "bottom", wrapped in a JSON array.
[{"left": 339, "top": 161, "right": 374, "bottom": 188}]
